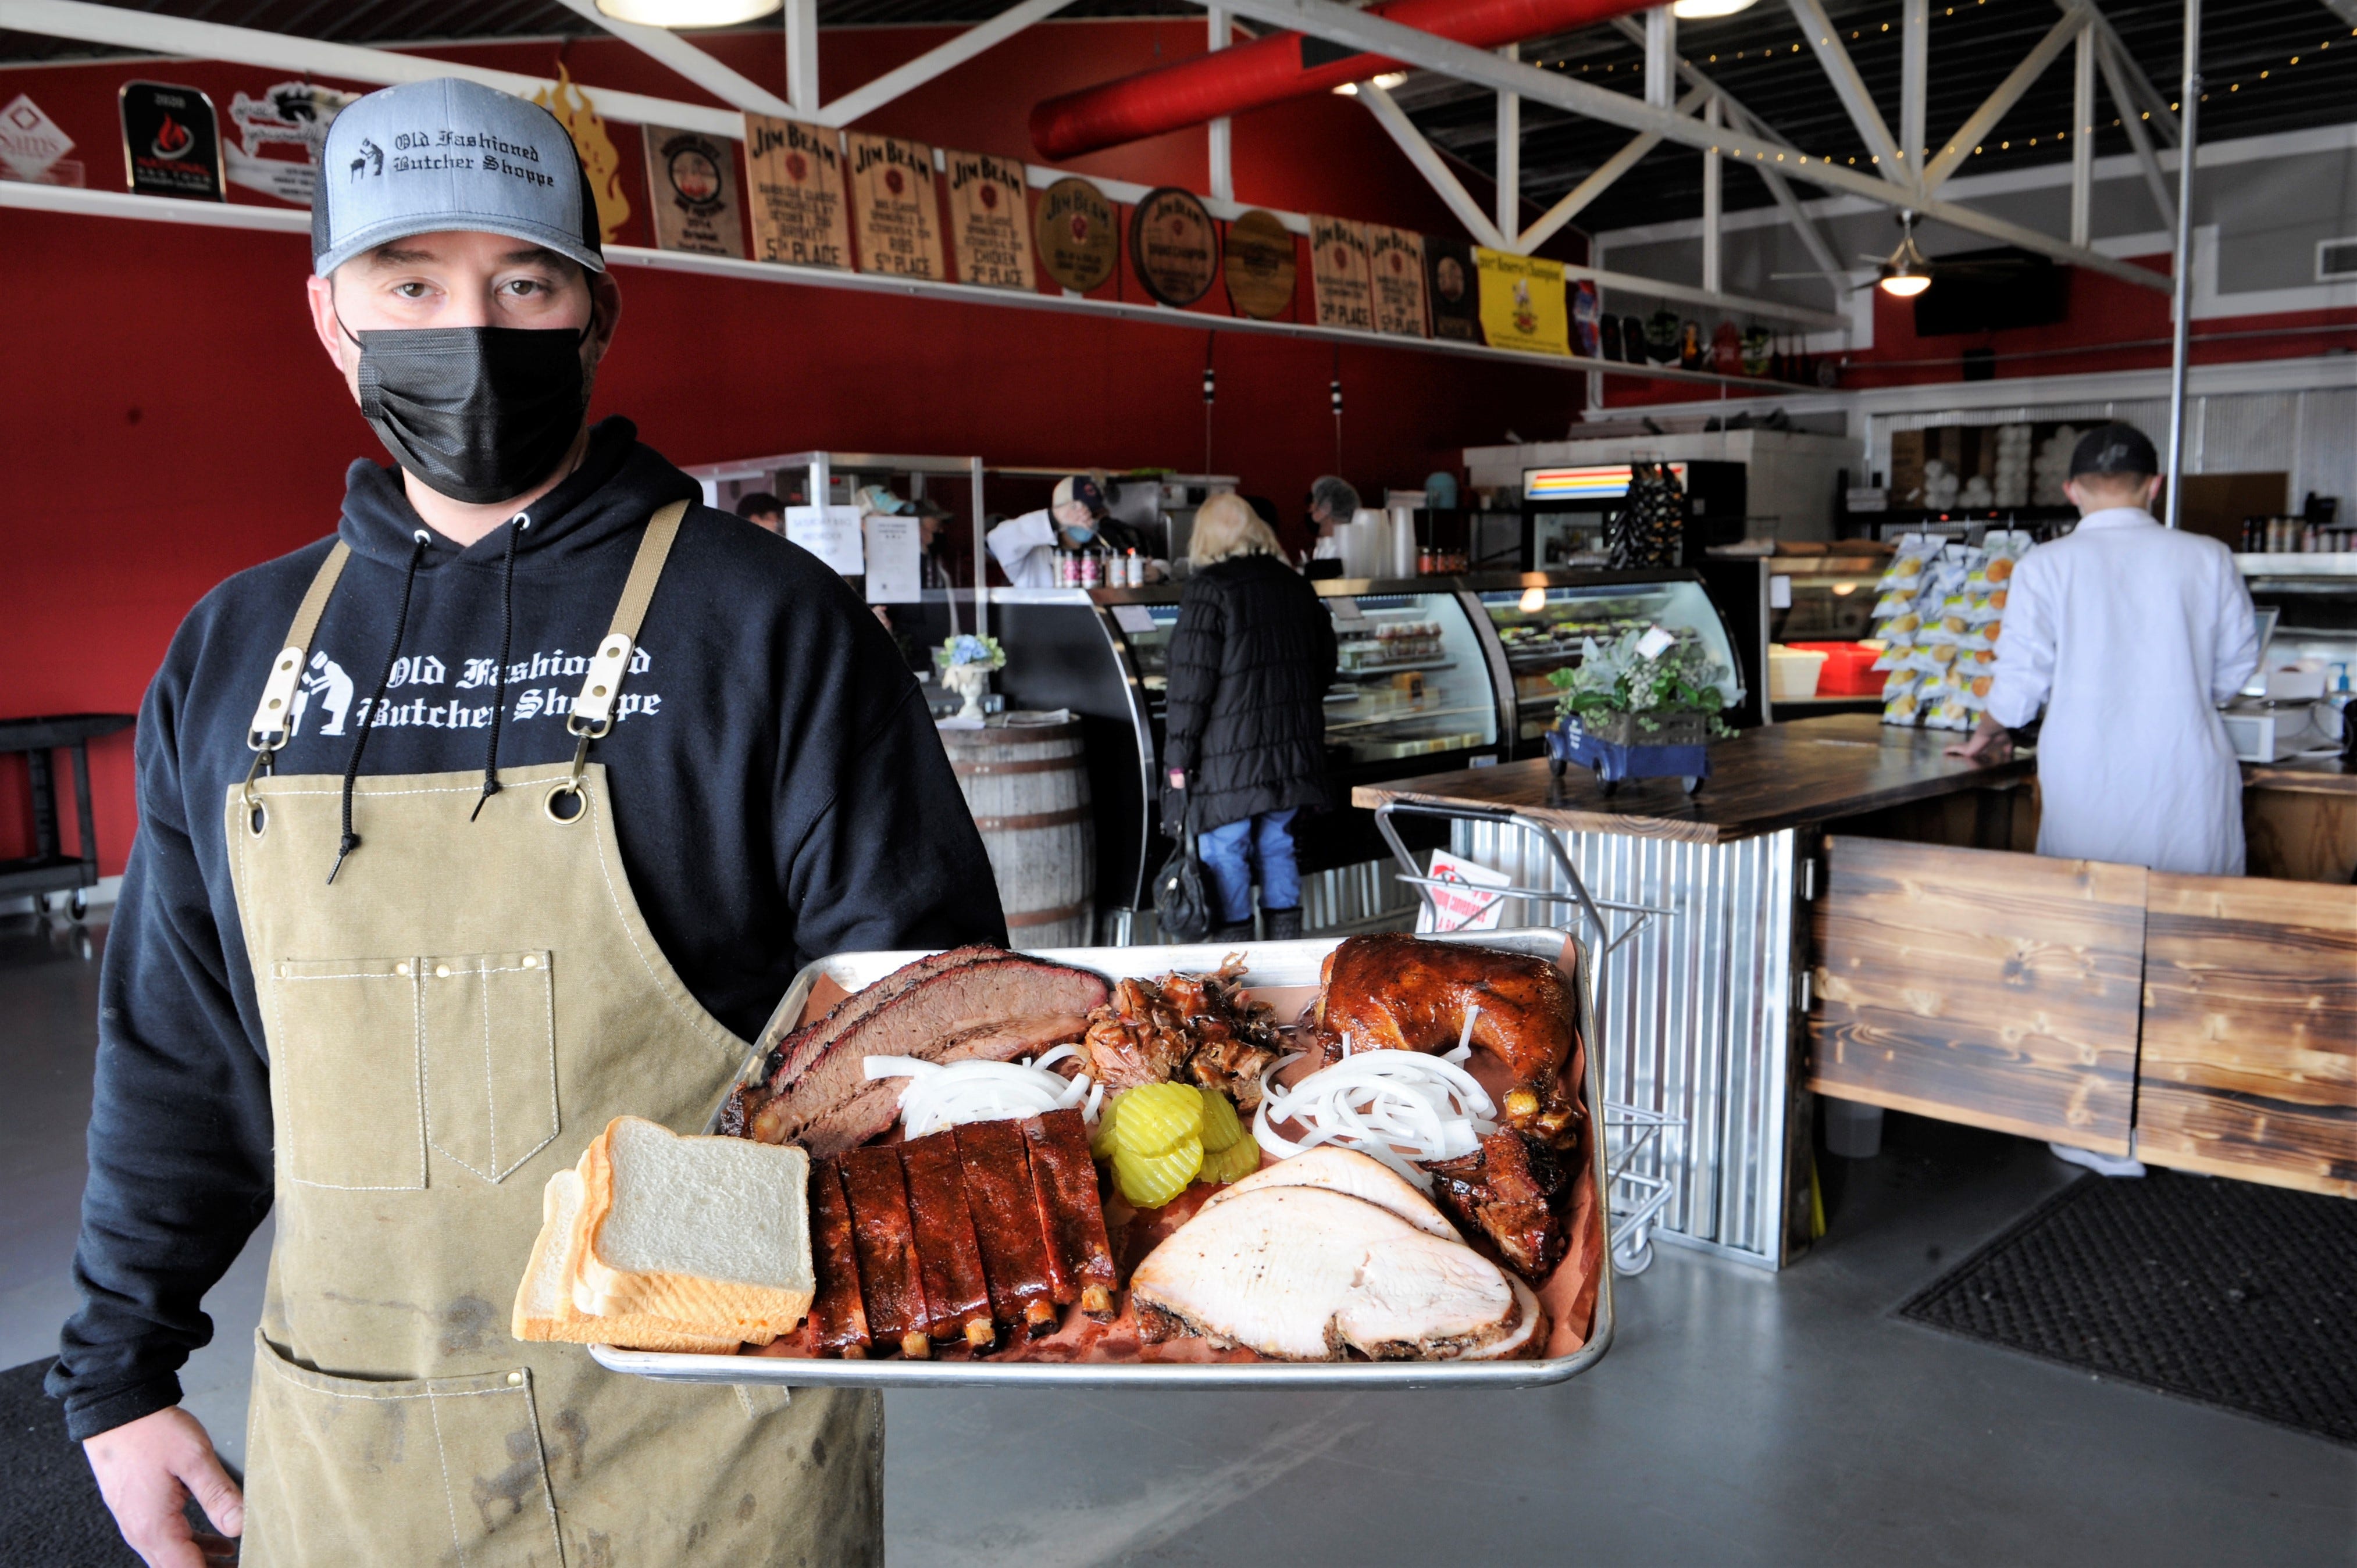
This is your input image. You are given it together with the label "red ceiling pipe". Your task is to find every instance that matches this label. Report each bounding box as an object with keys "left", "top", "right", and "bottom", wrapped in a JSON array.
[{"left": 1030, "top": 0, "right": 1658, "bottom": 162}]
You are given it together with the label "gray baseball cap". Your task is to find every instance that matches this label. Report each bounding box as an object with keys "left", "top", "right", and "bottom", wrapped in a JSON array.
[{"left": 312, "top": 77, "right": 604, "bottom": 277}]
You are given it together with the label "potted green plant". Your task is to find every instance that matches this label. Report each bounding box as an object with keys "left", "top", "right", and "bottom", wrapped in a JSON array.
[
  {"left": 1544, "top": 626, "right": 1737, "bottom": 795},
  {"left": 933, "top": 634, "right": 1007, "bottom": 723}
]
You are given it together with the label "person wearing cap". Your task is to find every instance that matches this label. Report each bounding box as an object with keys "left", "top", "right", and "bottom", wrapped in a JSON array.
[
  {"left": 985, "top": 474, "right": 1160, "bottom": 587},
  {"left": 55, "top": 77, "right": 1001, "bottom": 1567},
  {"left": 1949, "top": 422, "right": 2259, "bottom": 1176}
]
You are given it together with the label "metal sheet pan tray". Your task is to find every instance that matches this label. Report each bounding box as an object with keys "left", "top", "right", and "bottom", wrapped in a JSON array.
[{"left": 591, "top": 928, "right": 1614, "bottom": 1390}]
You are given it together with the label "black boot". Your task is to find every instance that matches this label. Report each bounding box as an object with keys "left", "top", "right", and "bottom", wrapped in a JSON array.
[
  {"left": 1264, "top": 907, "right": 1304, "bottom": 940},
  {"left": 1210, "top": 918, "right": 1256, "bottom": 943}
]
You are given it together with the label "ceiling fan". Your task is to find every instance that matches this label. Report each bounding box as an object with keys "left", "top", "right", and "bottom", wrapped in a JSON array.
[{"left": 1773, "top": 211, "right": 2044, "bottom": 298}]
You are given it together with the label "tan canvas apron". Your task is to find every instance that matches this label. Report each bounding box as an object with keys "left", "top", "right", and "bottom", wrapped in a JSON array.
[{"left": 223, "top": 506, "right": 881, "bottom": 1566}]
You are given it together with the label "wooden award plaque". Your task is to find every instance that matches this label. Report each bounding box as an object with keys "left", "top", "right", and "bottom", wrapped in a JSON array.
[
  {"left": 743, "top": 113, "right": 850, "bottom": 269},
  {"left": 1129, "top": 186, "right": 1218, "bottom": 306},
  {"left": 1424, "top": 234, "right": 1479, "bottom": 342},
  {"left": 1033, "top": 176, "right": 1118, "bottom": 293},
  {"left": 1222, "top": 208, "right": 1296, "bottom": 320},
  {"left": 1308, "top": 215, "right": 1374, "bottom": 332},
  {"left": 944, "top": 149, "right": 1034, "bottom": 291},
  {"left": 1365, "top": 224, "right": 1428, "bottom": 338},
  {"left": 844, "top": 131, "right": 945, "bottom": 279},
  {"left": 642, "top": 124, "right": 746, "bottom": 259}
]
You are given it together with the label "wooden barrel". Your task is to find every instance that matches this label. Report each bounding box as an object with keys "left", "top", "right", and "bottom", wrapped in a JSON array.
[{"left": 939, "top": 718, "right": 1095, "bottom": 949}]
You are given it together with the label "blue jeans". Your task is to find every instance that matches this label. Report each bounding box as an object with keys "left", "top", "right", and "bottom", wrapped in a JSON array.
[{"left": 1197, "top": 810, "right": 1299, "bottom": 924}]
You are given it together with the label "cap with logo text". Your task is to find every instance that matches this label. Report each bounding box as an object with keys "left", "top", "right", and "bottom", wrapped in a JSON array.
[{"left": 313, "top": 77, "right": 602, "bottom": 278}]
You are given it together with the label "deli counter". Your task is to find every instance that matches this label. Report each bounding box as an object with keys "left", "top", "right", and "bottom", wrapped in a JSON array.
[{"left": 948, "top": 570, "right": 1746, "bottom": 935}]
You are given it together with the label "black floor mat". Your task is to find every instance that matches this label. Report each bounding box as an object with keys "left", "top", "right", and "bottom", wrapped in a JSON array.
[
  {"left": 0, "top": 1359, "right": 138, "bottom": 1566},
  {"left": 1901, "top": 1171, "right": 2357, "bottom": 1445}
]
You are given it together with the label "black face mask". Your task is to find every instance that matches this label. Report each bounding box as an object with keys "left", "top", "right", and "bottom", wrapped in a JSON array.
[{"left": 346, "top": 321, "right": 592, "bottom": 505}]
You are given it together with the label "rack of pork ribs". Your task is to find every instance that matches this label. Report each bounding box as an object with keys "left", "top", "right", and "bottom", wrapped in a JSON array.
[
  {"left": 718, "top": 945, "right": 1120, "bottom": 1356},
  {"left": 808, "top": 1110, "right": 1119, "bottom": 1358}
]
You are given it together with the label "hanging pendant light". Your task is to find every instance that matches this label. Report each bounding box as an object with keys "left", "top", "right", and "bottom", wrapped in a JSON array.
[
  {"left": 596, "top": 0, "right": 781, "bottom": 26},
  {"left": 1877, "top": 212, "right": 1933, "bottom": 298},
  {"left": 1671, "top": 0, "right": 1760, "bottom": 17}
]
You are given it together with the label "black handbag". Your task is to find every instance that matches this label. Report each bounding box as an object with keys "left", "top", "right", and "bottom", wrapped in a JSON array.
[{"left": 1151, "top": 825, "right": 1214, "bottom": 944}]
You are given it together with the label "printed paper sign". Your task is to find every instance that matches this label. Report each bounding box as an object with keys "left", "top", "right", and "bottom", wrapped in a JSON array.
[
  {"left": 864, "top": 515, "right": 922, "bottom": 603},
  {"left": 785, "top": 505, "right": 866, "bottom": 576},
  {"left": 1414, "top": 851, "right": 1513, "bottom": 934}
]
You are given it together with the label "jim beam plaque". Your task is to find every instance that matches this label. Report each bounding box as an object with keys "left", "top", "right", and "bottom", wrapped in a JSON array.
[
  {"left": 1129, "top": 186, "right": 1218, "bottom": 306},
  {"left": 1365, "top": 225, "right": 1429, "bottom": 338},
  {"left": 744, "top": 113, "right": 849, "bottom": 269},
  {"left": 1034, "top": 176, "right": 1117, "bottom": 294},
  {"left": 1307, "top": 215, "right": 1373, "bottom": 331},
  {"left": 1222, "top": 208, "right": 1296, "bottom": 320},
  {"left": 1424, "top": 234, "right": 1479, "bottom": 342},
  {"left": 119, "top": 81, "right": 223, "bottom": 201},
  {"left": 844, "top": 131, "right": 944, "bottom": 279},
  {"left": 642, "top": 124, "right": 744, "bottom": 258},
  {"left": 944, "top": 149, "right": 1033, "bottom": 291}
]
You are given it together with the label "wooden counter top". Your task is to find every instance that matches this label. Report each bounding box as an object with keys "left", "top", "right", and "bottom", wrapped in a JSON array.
[
  {"left": 1353, "top": 714, "right": 2031, "bottom": 844},
  {"left": 2243, "top": 755, "right": 2357, "bottom": 796}
]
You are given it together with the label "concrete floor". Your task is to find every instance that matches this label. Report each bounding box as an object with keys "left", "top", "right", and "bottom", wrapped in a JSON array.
[{"left": 6, "top": 912, "right": 2352, "bottom": 1566}]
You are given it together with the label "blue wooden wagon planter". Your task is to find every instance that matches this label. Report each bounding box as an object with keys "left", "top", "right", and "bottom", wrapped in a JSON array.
[{"left": 1545, "top": 709, "right": 1714, "bottom": 798}]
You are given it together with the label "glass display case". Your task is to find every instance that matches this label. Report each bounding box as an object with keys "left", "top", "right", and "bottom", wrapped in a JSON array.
[
  {"left": 1468, "top": 573, "right": 1745, "bottom": 753},
  {"left": 1698, "top": 552, "right": 1888, "bottom": 723},
  {"left": 1103, "top": 587, "right": 1499, "bottom": 766}
]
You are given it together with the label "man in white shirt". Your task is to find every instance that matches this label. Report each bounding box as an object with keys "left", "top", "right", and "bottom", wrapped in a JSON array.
[
  {"left": 986, "top": 474, "right": 1114, "bottom": 587},
  {"left": 1951, "top": 422, "right": 2260, "bottom": 1176}
]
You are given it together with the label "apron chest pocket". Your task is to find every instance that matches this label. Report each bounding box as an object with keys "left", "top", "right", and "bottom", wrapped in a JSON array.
[{"left": 268, "top": 952, "right": 557, "bottom": 1190}]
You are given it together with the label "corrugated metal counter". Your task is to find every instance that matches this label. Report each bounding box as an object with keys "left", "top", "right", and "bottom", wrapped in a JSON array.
[{"left": 1356, "top": 716, "right": 2031, "bottom": 1269}]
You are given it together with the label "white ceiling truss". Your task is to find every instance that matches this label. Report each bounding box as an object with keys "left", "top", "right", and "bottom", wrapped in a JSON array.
[{"left": 1257, "top": 0, "right": 2173, "bottom": 294}]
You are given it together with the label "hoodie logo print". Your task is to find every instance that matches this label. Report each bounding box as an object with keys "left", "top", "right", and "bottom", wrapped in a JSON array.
[
  {"left": 290, "top": 644, "right": 664, "bottom": 734},
  {"left": 289, "top": 653, "right": 354, "bottom": 737}
]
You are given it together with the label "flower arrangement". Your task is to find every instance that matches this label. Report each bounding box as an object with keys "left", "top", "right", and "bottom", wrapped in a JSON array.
[
  {"left": 1547, "top": 626, "right": 1738, "bottom": 742},
  {"left": 933, "top": 634, "right": 1007, "bottom": 674}
]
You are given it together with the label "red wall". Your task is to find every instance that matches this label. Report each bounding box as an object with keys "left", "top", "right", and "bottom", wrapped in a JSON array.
[{"left": 0, "top": 24, "right": 1582, "bottom": 876}]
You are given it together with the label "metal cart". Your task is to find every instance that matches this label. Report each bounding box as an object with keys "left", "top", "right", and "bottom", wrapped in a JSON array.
[
  {"left": 0, "top": 713, "right": 132, "bottom": 920},
  {"left": 1373, "top": 799, "right": 1686, "bottom": 1275}
]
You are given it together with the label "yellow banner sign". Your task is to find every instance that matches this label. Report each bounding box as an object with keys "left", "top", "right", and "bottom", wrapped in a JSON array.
[{"left": 1474, "top": 248, "right": 1570, "bottom": 356}]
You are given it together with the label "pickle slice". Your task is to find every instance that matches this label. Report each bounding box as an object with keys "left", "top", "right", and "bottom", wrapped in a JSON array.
[
  {"left": 1195, "top": 1086, "right": 1245, "bottom": 1154},
  {"left": 1110, "top": 1082, "right": 1205, "bottom": 1157},
  {"left": 1113, "top": 1135, "right": 1204, "bottom": 1208}
]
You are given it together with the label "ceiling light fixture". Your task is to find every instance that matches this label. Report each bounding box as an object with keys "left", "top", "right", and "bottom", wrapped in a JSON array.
[
  {"left": 1877, "top": 211, "right": 1934, "bottom": 298},
  {"left": 1671, "top": 0, "right": 1760, "bottom": 16},
  {"left": 596, "top": 0, "right": 781, "bottom": 26}
]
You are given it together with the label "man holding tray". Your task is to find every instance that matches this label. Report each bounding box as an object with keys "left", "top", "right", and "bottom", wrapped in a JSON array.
[{"left": 52, "top": 78, "right": 1000, "bottom": 1567}]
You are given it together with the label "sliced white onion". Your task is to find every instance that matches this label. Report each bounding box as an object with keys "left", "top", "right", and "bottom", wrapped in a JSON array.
[
  {"left": 1252, "top": 1048, "right": 1497, "bottom": 1191},
  {"left": 864, "top": 1053, "right": 1096, "bottom": 1138}
]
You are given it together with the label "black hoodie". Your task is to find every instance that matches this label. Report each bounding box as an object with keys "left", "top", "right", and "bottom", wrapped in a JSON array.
[{"left": 51, "top": 419, "right": 1005, "bottom": 1439}]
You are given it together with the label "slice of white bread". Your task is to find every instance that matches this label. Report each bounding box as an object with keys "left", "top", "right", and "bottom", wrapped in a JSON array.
[
  {"left": 569, "top": 1116, "right": 814, "bottom": 1341},
  {"left": 511, "top": 1164, "right": 743, "bottom": 1353}
]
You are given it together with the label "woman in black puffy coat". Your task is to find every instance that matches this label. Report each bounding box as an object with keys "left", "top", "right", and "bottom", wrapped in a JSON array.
[{"left": 1160, "top": 494, "right": 1340, "bottom": 941}]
